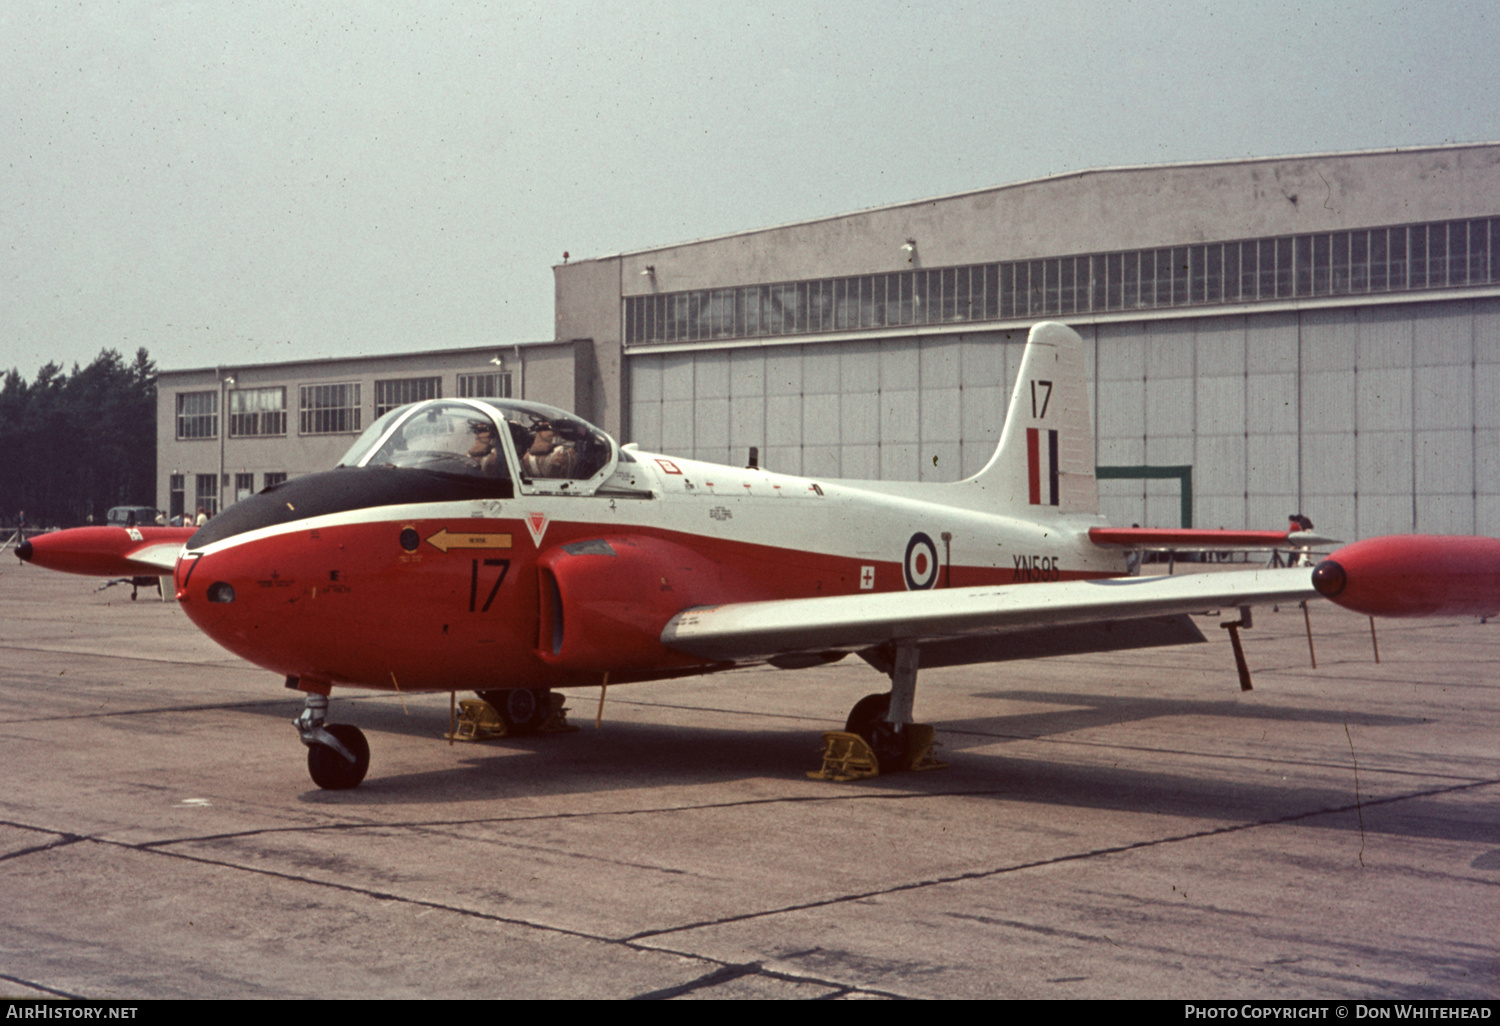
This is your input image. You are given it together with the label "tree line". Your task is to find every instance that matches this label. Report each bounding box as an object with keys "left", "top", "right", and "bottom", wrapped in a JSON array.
[{"left": 1, "top": 349, "right": 157, "bottom": 531}]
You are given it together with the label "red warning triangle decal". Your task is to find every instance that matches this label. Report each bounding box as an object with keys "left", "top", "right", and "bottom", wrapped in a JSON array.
[{"left": 525, "top": 512, "right": 549, "bottom": 547}]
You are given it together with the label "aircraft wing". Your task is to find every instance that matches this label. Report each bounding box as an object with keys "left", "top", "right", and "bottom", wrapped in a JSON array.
[{"left": 661, "top": 567, "right": 1317, "bottom": 663}]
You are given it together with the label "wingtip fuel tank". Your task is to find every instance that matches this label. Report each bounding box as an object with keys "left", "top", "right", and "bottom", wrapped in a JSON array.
[{"left": 1312, "top": 535, "right": 1500, "bottom": 618}]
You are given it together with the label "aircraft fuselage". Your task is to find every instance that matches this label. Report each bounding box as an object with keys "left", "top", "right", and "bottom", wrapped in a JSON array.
[{"left": 175, "top": 448, "right": 1122, "bottom": 693}]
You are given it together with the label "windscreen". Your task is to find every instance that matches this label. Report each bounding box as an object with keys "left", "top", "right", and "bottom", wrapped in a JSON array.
[
  {"left": 337, "top": 406, "right": 409, "bottom": 467},
  {"left": 352, "top": 402, "right": 509, "bottom": 481}
]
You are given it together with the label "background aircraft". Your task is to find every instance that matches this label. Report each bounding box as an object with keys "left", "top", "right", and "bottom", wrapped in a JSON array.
[
  {"left": 15, "top": 525, "right": 194, "bottom": 578},
  {"left": 18, "top": 323, "right": 1500, "bottom": 789}
]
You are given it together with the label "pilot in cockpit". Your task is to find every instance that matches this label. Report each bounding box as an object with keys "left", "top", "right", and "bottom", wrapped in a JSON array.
[
  {"left": 523, "top": 420, "right": 578, "bottom": 479},
  {"left": 466, "top": 420, "right": 503, "bottom": 477}
]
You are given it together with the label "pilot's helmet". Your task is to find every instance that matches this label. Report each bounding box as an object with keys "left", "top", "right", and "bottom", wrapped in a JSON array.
[{"left": 553, "top": 417, "right": 586, "bottom": 441}]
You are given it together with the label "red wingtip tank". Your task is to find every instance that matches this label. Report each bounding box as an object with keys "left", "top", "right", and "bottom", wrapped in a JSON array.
[
  {"left": 14, "top": 526, "right": 195, "bottom": 578},
  {"left": 1311, "top": 534, "right": 1500, "bottom": 618}
]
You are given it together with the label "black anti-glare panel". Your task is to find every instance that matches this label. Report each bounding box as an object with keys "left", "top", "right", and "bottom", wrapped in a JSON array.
[{"left": 188, "top": 467, "right": 514, "bottom": 548}]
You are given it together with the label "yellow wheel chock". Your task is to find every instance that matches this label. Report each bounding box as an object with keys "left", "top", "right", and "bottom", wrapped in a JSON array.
[
  {"left": 448, "top": 700, "right": 506, "bottom": 741},
  {"left": 446, "top": 693, "right": 574, "bottom": 741},
  {"left": 807, "top": 724, "right": 947, "bottom": 781},
  {"left": 807, "top": 732, "right": 880, "bottom": 781},
  {"left": 901, "top": 724, "right": 948, "bottom": 773}
]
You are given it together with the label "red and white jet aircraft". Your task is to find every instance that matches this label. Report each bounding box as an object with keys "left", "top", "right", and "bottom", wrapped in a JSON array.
[{"left": 19, "top": 323, "right": 1500, "bottom": 788}]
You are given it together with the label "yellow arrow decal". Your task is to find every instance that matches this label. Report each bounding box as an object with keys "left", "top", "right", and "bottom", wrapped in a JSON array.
[{"left": 425, "top": 529, "right": 513, "bottom": 553}]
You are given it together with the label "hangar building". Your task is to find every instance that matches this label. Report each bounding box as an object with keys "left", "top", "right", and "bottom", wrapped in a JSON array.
[{"left": 555, "top": 143, "right": 1500, "bottom": 541}]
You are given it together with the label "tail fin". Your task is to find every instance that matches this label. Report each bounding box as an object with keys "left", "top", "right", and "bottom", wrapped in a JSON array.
[{"left": 962, "top": 322, "right": 1098, "bottom": 516}]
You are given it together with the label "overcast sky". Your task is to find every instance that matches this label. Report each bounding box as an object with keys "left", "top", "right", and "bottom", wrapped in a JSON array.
[{"left": 3, "top": 0, "right": 1497, "bottom": 376}]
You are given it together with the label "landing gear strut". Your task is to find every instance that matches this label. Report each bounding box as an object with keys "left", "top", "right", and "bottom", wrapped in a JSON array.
[
  {"left": 847, "top": 643, "right": 922, "bottom": 766},
  {"left": 294, "top": 691, "right": 370, "bottom": 790},
  {"left": 844, "top": 692, "right": 909, "bottom": 768},
  {"left": 813, "top": 643, "right": 945, "bottom": 780}
]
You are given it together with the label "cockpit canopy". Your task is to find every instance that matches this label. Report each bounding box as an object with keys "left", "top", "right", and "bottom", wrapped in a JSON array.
[{"left": 339, "top": 398, "right": 617, "bottom": 496}]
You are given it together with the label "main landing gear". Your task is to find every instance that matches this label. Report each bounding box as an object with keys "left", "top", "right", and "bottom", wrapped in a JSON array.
[
  {"left": 812, "top": 643, "right": 945, "bottom": 781},
  {"left": 451, "top": 689, "right": 570, "bottom": 741},
  {"left": 474, "top": 688, "right": 557, "bottom": 736},
  {"left": 294, "top": 690, "right": 370, "bottom": 790},
  {"left": 844, "top": 692, "right": 908, "bottom": 767}
]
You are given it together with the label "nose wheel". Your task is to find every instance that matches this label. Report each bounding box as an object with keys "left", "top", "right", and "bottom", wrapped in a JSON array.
[
  {"left": 295, "top": 692, "right": 370, "bottom": 790},
  {"left": 306, "top": 724, "right": 370, "bottom": 790}
]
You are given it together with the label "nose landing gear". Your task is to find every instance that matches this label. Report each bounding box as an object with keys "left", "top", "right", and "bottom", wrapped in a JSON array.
[{"left": 294, "top": 691, "right": 370, "bottom": 790}]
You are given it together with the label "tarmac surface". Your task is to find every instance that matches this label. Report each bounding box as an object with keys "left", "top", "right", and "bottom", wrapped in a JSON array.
[{"left": 0, "top": 562, "right": 1496, "bottom": 1000}]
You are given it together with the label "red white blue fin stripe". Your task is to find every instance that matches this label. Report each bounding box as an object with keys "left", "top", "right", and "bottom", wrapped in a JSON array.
[{"left": 1027, "top": 428, "right": 1059, "bottom": 506}]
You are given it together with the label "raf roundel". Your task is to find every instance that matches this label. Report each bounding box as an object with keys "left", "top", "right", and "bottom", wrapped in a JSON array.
[{"left": 904, "top": 532, "right": 939, "bottom": 591}]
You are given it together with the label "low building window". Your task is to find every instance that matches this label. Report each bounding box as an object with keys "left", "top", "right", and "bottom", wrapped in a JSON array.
[
  {"left": 229, "top": 387, "right": 287, "bottom": 437},
  {"left": 458, "top": 371, "right": 512, "bottom": 399},
  {"left": 374, "top": 377, "right": 441, "bottom": 417},
  {"left": 300, "top": 383, "right": 362, "bottom": 435},
  {"left": 176, "top": 392, "right": 218, "bottom": 440}
]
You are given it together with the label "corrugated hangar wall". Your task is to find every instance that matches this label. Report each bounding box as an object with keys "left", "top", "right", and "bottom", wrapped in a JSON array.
[{"left": 625, "top": 296, "right": 1500, "bottom": 542}]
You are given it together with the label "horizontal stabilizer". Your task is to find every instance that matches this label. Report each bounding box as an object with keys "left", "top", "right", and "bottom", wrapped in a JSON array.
[{"left": 1089, "top": 527, "right": 1340, "bottom": 550}]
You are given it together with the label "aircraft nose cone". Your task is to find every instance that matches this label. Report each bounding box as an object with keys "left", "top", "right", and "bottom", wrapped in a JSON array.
[{"left": 15, "top": 539, "right": 32, "bottom": 562}]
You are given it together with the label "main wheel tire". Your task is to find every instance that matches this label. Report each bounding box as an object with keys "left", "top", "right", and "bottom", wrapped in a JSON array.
[
  {"left": 844, "top": 692, "right": 909, "bottom": 770},
  {"left": 845, "top": 692, "right": 891, "bottom": 735},
  {"left": 477, "top": 688, "right": 552, "bottom": 735},
  {"left": 307, "top": 724, "right": 370, "bottom": 790}
]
